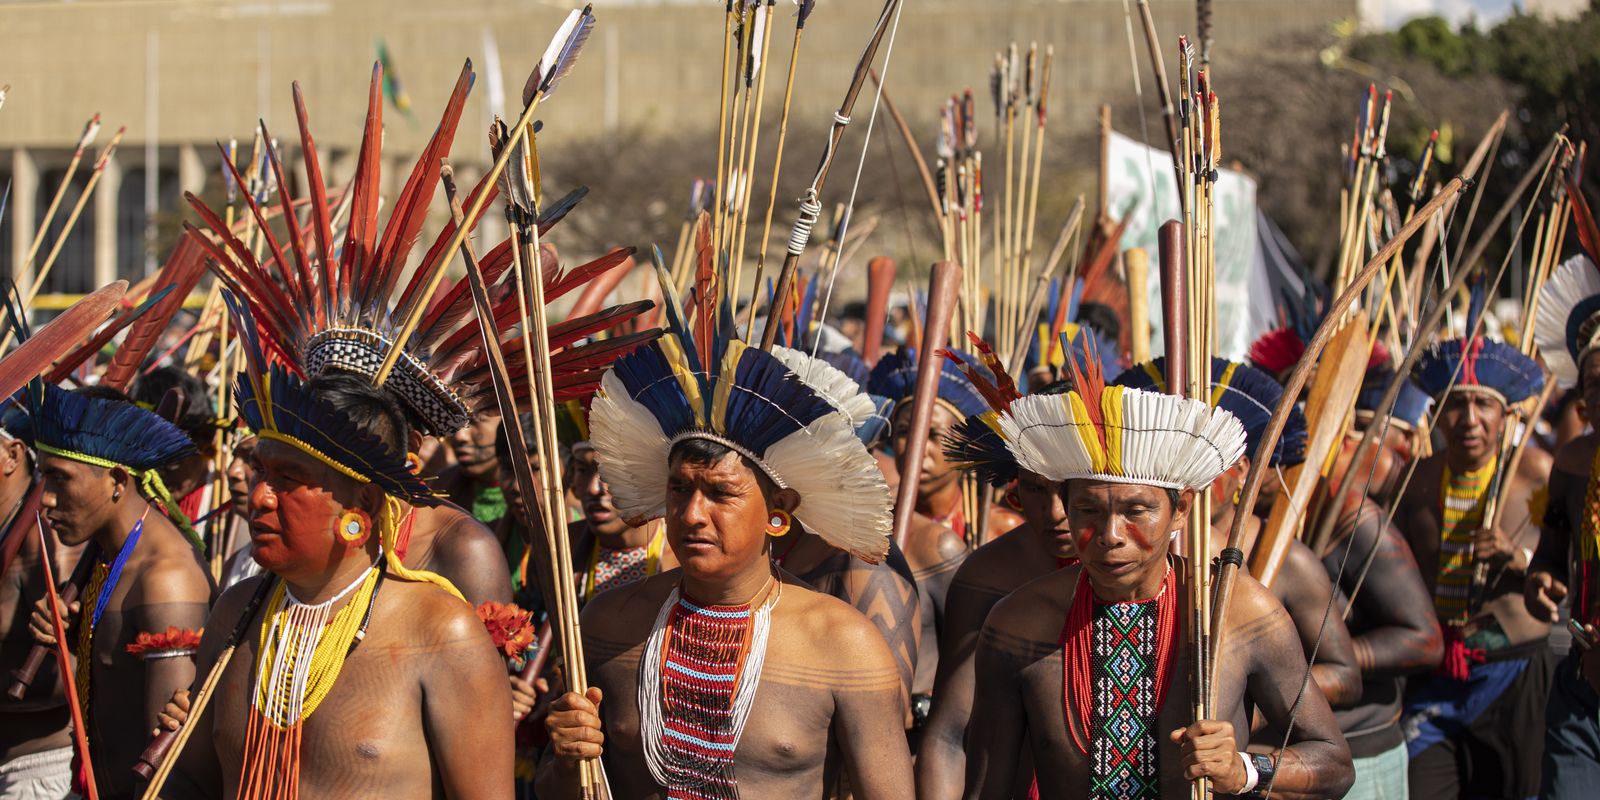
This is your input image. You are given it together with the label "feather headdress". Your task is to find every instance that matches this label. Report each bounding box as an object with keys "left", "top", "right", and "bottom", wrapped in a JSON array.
[
  {"left": 7, "top": 383, "right": 200, "bottom": 545},
  {"left": 998, "top": 344, "right": 1247, "bottom": 491},
  {"left": 1419, "top": 281, "right": 1543, "bottom": 404},
  {"left": 588, "top": 266, "right": 892, "bottom": 562},
  {"left": 1356, "top": 366, "right": 1434, "bottom": 431},
  {"left": 189, "top": 61, "right": 655, "bottom": 436},
  {"left": 1534, "top": 254, "right": 1600, "bottom": 387},
  {"left": 867, "top": 345, "right": 989, "bottom": 422},
  {"left": 1113, "top": 357, "right": 1306, "bottom": 469},
  {"left": 942, "top": 333, "right": 1036, "bottom": 488}
]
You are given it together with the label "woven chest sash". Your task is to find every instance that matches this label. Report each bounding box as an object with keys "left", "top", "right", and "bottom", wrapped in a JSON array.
[{"left": 1060, "top": 568, "right": 1177, "bottom": 800}]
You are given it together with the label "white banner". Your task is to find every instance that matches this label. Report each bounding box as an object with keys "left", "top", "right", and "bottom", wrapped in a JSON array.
[{"left": 1104, "top": 130, "right": 1268, "bottom": 360}]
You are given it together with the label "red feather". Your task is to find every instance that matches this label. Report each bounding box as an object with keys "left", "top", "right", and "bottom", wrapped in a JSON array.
[
  {"left": 0, "top": 283, "right": 125, "bottom": 402},
  {"left": 398, "top": 172, "right": 500, "bottom": 328},
  {"left": 371, "top": 60, "right": 476, "bottom": 308},
  {"left": 693, "top": 214, "right": 715, "bottom": 369},
  {"left": 214, "top": 143, "right": 302, "bottom": 306},
  {"left": 1570, "top": 172, "right": 1600, "bottom": 263},
  {"left": 261, "top": 122, "right": 321, "bottom": 326},
  {"left": 292, "top": 81, "right": 337, "bottom": 314},
  {"left": 102, "top": 233, "right": 208, "bottom": 390},
  {"left": 341, "top": 62, "right": 384, "bottom": 307}
]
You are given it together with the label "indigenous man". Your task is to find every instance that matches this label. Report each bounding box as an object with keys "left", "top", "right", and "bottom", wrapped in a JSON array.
[
  {"left": 1319, "top": 368, "right": 1445, "bottom": 800},
  {"left": 439, "top": 407, "right": 509, "bottom": 531},
  {"left": 1527, "top": 252, "right": 1600, "bottom": 798},
  {"left": 1395, "top": 329, "right": 1551, "bottom": 799},
  {"left": 19, "top": 386, "right": 213, "bottom": 798},
  {"left": 869, "top": 347, "right": 1017, "bottom": 725},
  {"left": 159, "top": 361, "right": 513, "bottom": 799},
  {"left": 541, "top": 324, "right": 913, "bottom": 798},
  {"left": 0, "top": 422, "right": 77, "bottom": 799},
  {"left": 964, "top": 360, "right": 1354, "bottom": 799},
  {"left": 920, "top": 368, "right": 1075, "bottom": 800},
  {"left": 1115, "top": 357, "right": 1363, "bottom": 709}
]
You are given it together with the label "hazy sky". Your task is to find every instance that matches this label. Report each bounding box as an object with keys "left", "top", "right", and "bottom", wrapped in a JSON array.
[{"left": 1369, "top": 0, "right": 1521, "bottom": 28}]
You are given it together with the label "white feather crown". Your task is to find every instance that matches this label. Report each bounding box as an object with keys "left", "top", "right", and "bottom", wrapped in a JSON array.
[
  {"left": 1535, "top": 254, "right": 1600, "bottom": 387},
  {"left": 998, "top": 385, "right": 1248, "bottom": 491}
]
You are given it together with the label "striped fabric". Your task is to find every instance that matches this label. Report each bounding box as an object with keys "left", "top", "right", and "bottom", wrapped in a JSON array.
[{"left": 1434, "top": 459, "right": 1497, "bottom": 625}]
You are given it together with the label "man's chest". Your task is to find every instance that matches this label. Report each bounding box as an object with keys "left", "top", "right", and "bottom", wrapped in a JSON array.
[{"left": 215, "top": 640, "right": 430, "bottom": 784}]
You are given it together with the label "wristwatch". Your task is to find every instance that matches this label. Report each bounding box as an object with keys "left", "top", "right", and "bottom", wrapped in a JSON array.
[{"left": 1239, "top": 753, "right": 1276, "bottom": 799}]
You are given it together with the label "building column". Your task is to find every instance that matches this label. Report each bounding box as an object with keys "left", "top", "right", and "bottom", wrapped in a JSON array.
[
  {"left": 179, "top": 143, "right": 206, "bottom": 197},
  {"left": 95, "top": 152, "right": 121, "bottom": 287},
  {"left": 10, "top": 147, "right": 37, "bottom": 288}
]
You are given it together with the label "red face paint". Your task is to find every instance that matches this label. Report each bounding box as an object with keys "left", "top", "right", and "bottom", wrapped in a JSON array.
[
  {"left": 1121, "top": 520, "right": 1152, "bottom": 549},
  {"left": 248, "top": 440, "right": 346, "bottom": 576}
]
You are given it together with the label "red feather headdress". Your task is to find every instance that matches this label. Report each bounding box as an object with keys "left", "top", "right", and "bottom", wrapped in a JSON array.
[{"left": 189, "top": 60, "right": 657, "bottom": 436}]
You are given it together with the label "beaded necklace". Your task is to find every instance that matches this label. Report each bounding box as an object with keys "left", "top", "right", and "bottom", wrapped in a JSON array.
[
  {"left": 1434, "top": 458, "right": 1497, "bottom": 626},
  {"left": 1060, "top": 566, "right": 1177, "bottom": 800},
  {"left": 236, "top": 557, "right": 383, "bottom": 800},
  {"left": 639, "top": 578, "right": 780, "bottom": 799},
  {"left": 73, "top": 510, "right": 148, "bottom": 725},
  {"left": 580, "top": 522, "right": 665, "bottom": 604}
]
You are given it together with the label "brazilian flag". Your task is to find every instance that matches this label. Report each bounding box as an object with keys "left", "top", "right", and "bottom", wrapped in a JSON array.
[{"left": 376, "top": 39, "right": 413, "bottom": 118}]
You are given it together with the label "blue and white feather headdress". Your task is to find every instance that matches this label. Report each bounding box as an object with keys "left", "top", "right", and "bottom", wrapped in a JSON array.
[
  {"left": 1535, "top": 254, "right": 1600, "bottom": 387},
  {"left": 588, "top": 268, "right": 892, "bottom": 563}
]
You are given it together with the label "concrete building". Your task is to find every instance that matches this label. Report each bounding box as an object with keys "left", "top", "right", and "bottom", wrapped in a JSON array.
[{"left": 0, "top": 0, "right": 1355, "bottom": 297}]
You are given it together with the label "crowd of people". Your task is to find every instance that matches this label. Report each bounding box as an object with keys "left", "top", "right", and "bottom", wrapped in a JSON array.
[{"left": 0, "top": 8, "right": 1598, "bottom": 800}]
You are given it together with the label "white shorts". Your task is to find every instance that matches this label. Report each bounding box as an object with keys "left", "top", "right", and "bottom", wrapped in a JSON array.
[{"left": 0, "top": 747, "right": 76, "bottom": 800}]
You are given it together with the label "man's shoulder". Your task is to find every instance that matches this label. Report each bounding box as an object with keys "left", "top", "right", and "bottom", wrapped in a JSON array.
[
  {"left": 984, "top": 565, "right": 1075, "bottom": 642},
  {"left": 375, "top": 578, "right": 487, "bottom": 649},
  {"left": 581, "top": 570, "right": 677, "bottom": 633},
  {"left": 130, "top": 543, "right": 213, "bottom": 606},
  {"left": 951, "top": 528, "right": 1036, "bottom": 592},
  {"left": 1221, "top": 570, "right": 1291, "bottom": 635}
]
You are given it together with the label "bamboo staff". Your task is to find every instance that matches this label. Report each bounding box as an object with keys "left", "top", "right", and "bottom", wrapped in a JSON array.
[
  {"left": 0, "top": 127, "right": 127, "bottom": 356},
  {"left": 744, "top": 0, "right": 817, "bottom": 341},
  {"left": 36, "top": 516, "right": 98, "bottom": 800},
  {"left": 891, "top": 261, "right": 961, "bottom": 551},
  {"left": 730, "top": 0, "right": 778, "bottom": 297},
  {"left": 864, "top": 256, "right": 895, "bottom": 365},
  {"left": 759, "top": 0, "right": 905, "bottom": 350},
  {"left": 1005, "top": 195, "right": 1085, "bottom": 378},
  {"left": 20, "top": 114, "right": 100, "bottom": 279},
  {"left": 375, "top": 5, "right": 595, "bottom": 385},
  {"left": 709, "top": 0, "right": 740, "bottom": 267},
  {"left": 1127, "top": 248, "right": 1151, "bottom": 363},
  {"left": 133, "top": 578, "right": 276, "bottom": 793}
]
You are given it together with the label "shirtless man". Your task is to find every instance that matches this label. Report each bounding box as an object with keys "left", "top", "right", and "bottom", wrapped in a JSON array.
[
  {"left": 22, "top": 386, "right": 213, "bottom": 799},
  {"left": 964, "top": 377, "right": 1354, "bottom": 799},
  {"left": 159, "top": 372, "right": 511, "bottom": 800},
  {"left": 0, "top": 425, "right": 77, "bottom": 799},
  {"left": 543, "top": 334, "right": 912, "bottom": 798},
  {"left": 1395, "top": 337, "right": 1550, "bottom": 799},
  {"left": 918, "top": 377, "right": 1072, "bottom": 798},
  {"left": 1317, "top": 369, "right": 1444, "bottom": 799}
]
